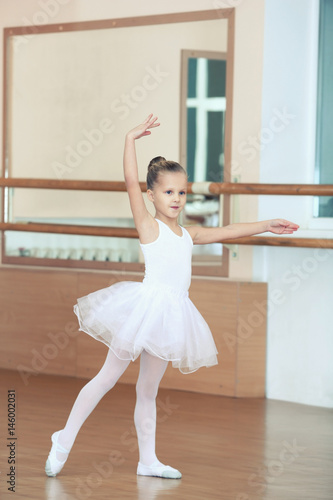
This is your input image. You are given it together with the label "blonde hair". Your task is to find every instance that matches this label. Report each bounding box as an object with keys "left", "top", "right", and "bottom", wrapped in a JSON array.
[{"left": 147, "top": 156, "right": 186, "bottom": 190}]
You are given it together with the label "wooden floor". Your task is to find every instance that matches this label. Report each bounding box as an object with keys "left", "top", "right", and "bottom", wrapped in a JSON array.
[{"left": 0, "top": 369, "right": 332, "bottom": 500}]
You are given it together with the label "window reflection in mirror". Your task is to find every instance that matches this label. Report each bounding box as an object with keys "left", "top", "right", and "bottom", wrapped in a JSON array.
[{"left": 181, "top": 51, "right": 227, "bottom": 264}]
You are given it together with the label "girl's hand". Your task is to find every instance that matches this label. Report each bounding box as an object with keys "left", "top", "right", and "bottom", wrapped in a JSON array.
[
  {"left": 126, "top": 114, "right": 160, "bottom": 141},
  {"left": 267, "top": 219, "right": 299, "bottom": 234}
]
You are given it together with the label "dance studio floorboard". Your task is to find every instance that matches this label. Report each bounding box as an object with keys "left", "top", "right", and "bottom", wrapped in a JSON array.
[{"left": 0, "top": 369, "right": 332, "bottom": 500}]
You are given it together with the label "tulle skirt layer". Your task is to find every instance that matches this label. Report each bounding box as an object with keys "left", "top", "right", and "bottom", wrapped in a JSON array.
[{"left": 73, "top": 281, "right": 218, "bottom": 374}]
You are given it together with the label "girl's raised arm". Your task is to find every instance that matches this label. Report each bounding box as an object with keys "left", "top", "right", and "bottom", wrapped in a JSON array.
[{"left": 123, "top": 114, "right": 159, "bottom": 236}]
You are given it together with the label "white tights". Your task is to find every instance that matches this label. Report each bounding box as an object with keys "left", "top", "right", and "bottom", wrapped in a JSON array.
[{"left": 57, "top": 349, "right": 168, "bottom": 466}]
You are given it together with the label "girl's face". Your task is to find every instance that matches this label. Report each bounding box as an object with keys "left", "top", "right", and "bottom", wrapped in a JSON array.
[{"left": 147, "top": 172, "right": 187, "bottom": 219}]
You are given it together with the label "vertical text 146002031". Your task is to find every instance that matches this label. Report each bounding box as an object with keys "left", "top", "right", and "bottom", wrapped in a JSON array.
[{"left": 7, "top": 390, "right": 17, "bottom": 493}]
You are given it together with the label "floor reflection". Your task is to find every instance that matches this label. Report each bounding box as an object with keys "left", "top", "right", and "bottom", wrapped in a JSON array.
[
  {"left": 45, "top": 477, "right": 73, "bottom": 500},
  {"left": 45, "top": 474, "right": 181, "bottom": 500},
  {"left": 136, "top": 475, "right": 181, "bottom": 500}
]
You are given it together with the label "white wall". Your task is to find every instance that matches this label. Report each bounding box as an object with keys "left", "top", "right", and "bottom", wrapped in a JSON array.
[{"left": 254, "top": 0, "right": 333, "bottom": 408}]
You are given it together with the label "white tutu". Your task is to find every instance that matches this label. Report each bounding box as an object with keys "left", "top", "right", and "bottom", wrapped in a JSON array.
[{"left": 74, "top": 281, "right": 218, "bottom": 374}]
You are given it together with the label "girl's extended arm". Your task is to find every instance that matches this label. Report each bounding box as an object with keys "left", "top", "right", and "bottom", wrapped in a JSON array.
[
  {"left": 187, "top": 219, "right": 299, "bottom": 245},
  {"left": 123, "top": 114, "right": 159, "bottom": 235}
]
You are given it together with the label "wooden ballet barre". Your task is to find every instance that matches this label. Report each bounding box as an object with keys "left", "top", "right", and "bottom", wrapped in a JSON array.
[
  {"left": 0, "top": 222, "right": 332, "bottom": 249},
  {"left": 205, "top": 182, "right": 333, "bottom": 196},
  {"left": 1, "top": 178, "right": 333, "bottom": 196},
  {"left": 0, "top": 178, "right": 146, "bottom": 192},
  {"left": 223, "top": 236, "right": 333, "bottom": 249},
  {"left": 0, "top": 222, "right": 138, "bottom": 238},
  {"left": 191, "top": 182, "right": 333, "bottom": 196}
]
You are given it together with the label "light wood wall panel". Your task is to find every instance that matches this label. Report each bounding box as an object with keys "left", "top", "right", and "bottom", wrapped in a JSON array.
[
  {"left": 236, "top": 283, "right": 267, "bottom": 397},
  {"left": 0, "top": 268, "right": 78, "bottom": 383},
  {"left": 0, "top": 268, "right": 267, "bottom": 396}
]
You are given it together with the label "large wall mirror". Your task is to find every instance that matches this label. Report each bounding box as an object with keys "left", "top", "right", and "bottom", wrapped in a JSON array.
[{"left": 2, "top": 9, "right": 234, "bottom": 275}]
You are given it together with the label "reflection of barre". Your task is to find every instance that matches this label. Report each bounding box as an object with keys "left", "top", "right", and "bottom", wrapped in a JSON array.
[{"left": 191, "top": 182, "right": 212, "bottom": 195}]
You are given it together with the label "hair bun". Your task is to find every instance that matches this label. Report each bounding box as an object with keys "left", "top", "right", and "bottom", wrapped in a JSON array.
[{"left": 148, "top": 156, "right": 166, "bottom": 170}]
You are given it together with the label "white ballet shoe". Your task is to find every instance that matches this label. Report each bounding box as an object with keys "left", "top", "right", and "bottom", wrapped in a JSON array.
[
  {"left": 137, "top": 461, "right": 182, "bottom": 479},
  {"left": 45, "top": 431, "right": 70, "bottom": 477}
]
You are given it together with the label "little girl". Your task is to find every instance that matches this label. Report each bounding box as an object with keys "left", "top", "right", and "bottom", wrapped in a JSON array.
[{"left": 45, "top": 114, "right": 299, "bottom": 479}]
